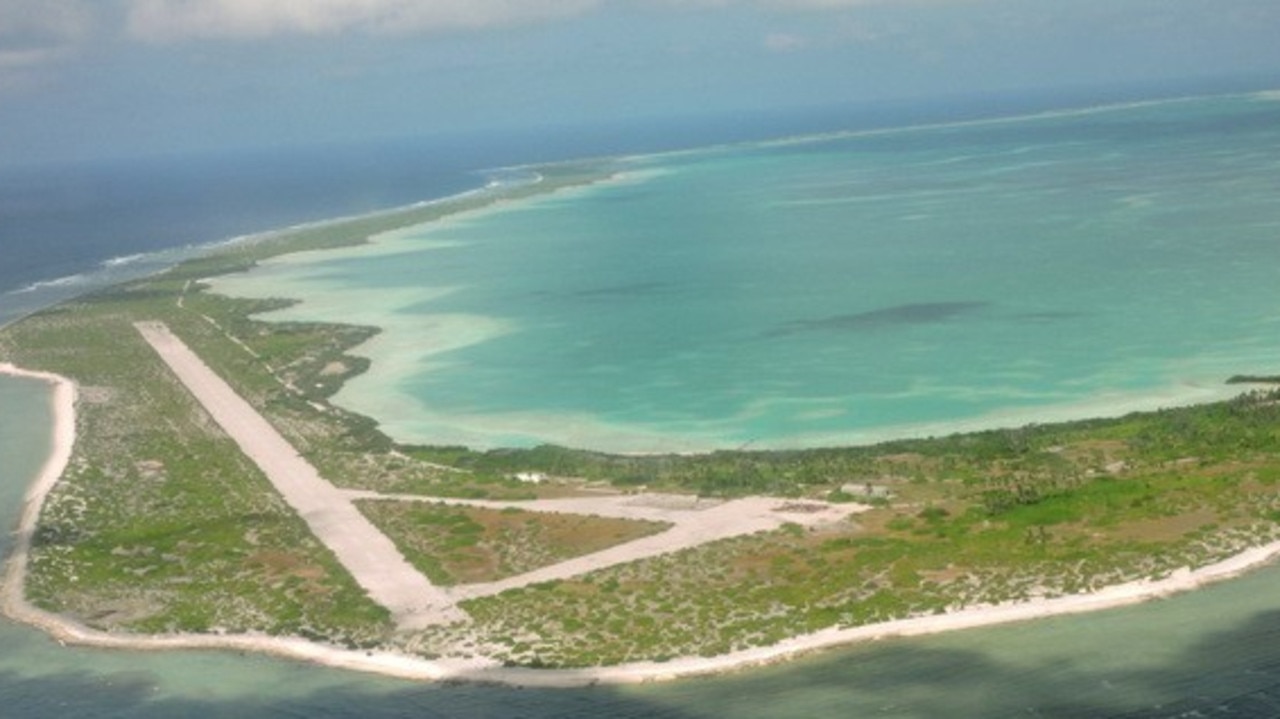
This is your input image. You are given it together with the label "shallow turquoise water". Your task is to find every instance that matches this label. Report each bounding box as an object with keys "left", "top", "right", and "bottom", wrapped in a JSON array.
[
  {"left": 215, "top": 92, "right": 1280, "bottom": 453},
  {"left": 0, "top": 375, "right": 52, "bottom": 561}
]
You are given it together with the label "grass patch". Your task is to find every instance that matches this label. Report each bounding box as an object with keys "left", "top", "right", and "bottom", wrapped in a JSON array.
[{"left": 355, "top": 501, "right": 671, "bottom": 585}]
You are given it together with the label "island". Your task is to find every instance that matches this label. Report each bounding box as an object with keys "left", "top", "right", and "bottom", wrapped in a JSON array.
[{"left": 4, "top": 167, "right": 1280, "bottom": 686}]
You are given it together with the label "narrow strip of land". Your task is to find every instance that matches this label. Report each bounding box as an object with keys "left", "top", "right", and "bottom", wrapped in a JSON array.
[
  {"left": 0, "top": 364, "right": 77, "bottom": 622},
  {"left": 10, "top": 359, "right": 1280, "bottom": 687},
  {"left": 134, "top": 322, "right": 465, "bottom": 629}
]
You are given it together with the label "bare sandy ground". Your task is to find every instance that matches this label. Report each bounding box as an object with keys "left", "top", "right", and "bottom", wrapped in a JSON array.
[
  {"left": 133, "top": 322, "right": 463, "bottom": 628},
  {"left": 342, "top": 490, "right": 865, "bottom": 601},
  {"left": 6, "top": 359, "right": 1280, "bottom": 687}
]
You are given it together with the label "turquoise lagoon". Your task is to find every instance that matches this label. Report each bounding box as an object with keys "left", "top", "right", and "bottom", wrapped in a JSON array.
[{"left": 216, "top": 92, "right": 1280, "bottom": 453}]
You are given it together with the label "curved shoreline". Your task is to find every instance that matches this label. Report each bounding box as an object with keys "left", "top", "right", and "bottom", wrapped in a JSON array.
[
  {"left": 4, "top": 363, "right": 1280, "bottom": 687},
  {"left": 1, "top": 363, "right": 77, "bottom": 624}
]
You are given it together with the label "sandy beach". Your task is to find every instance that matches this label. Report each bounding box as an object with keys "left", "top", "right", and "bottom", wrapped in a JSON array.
[
  {"left": 0, "top": 363, "right": 77, "bottom": 626},
  {"left": 4, "top": 359, "right": 1280, "bottom": 687}
]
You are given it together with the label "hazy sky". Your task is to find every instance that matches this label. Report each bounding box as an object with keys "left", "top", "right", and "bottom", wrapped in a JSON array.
[{"left": 2, "top": 0, "right": 1279, "bottom": 165}]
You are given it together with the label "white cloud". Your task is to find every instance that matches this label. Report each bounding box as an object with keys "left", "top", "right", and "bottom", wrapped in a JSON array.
[
  {"left": 0, "top": 1, "right": 95, "bottom": 89},
  {"left": 0, "top": 0, "right": 94, "bottom": 38},
  {"left": 0, "top": 0, "right": 95, "bottom": 51},
  {"left": 124, "top": 0, "right": 980, "bottom": 41},
  {"left": 126, "top": 0, "right": 602, "bottom": 41},
  {"left": 774, "top": 0, "right": 975, "bottom": 5},
  {"left": 763, "top": 32, "right": 807, "bottom": 52},
  {"left": 0, "top": 46, "right": 71, "bottom": 70},
  {"left": 671, "top": 0, "right": 974, "bottom": 7}
]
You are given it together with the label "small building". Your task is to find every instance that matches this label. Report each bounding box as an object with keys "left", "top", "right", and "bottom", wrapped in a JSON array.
[
  {"left": 841, "top": 482, "right": 894, "bottom": 499},
  {"left": 514, "top": 472, "right": 548, "bottom": 484}
]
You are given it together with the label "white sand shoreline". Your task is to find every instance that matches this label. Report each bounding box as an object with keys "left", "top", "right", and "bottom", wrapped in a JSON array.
[
  {"left": 1, "top": 363, "right": 77, "bottom": 626},
  {"left": 4, "top": 361, "right": 1280, "bottom": 687}
]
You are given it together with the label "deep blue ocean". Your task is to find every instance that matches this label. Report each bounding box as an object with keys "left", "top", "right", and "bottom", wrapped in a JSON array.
[
  {"left": 7, "top": 88, "right": 1280, "bottom": 717},
  {"left": 0, "top": 137, "right": 504, "bottom": 327},
  {"left": 0, "top": 110, "right": 888, "bottom": 311}
]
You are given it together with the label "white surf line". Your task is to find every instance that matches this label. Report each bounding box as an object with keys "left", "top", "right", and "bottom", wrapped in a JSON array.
[
  {"left": 341, "top": 489, "right": 866, "bottom": 602},
  {"left": 134, "top": 322, "right": 465, "bottom": 629}
]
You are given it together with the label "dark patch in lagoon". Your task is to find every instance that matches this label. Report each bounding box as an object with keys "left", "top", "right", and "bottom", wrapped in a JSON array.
[
  {"left": 570, "top": 281, "right": 671, "bottom": 299},
  {"left": 528, "top": 281, "right": 672, "bottom": 303},
  {"left": 1010, "top": 310, "right": 1088, "bottom": 324},
  {"left": 769, "top": 301, "right": 988, "bottom": 336}
]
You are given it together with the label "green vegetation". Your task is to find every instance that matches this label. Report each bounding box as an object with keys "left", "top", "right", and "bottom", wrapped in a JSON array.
[
  {"left": 4, "top": 164, "right": 1280, "bottom": 667},
  {"left": 1228, "top": 374, "right": 1280, "bottom": 385},
  {"left": 0, "top": 287, "right": 390, "bottom": 646},
  {"left": 404, "top": 405, "right": 1280, "bottom": 666},
  {"left": 355, "top": 501, "right": 670, "bottom": 585}
]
